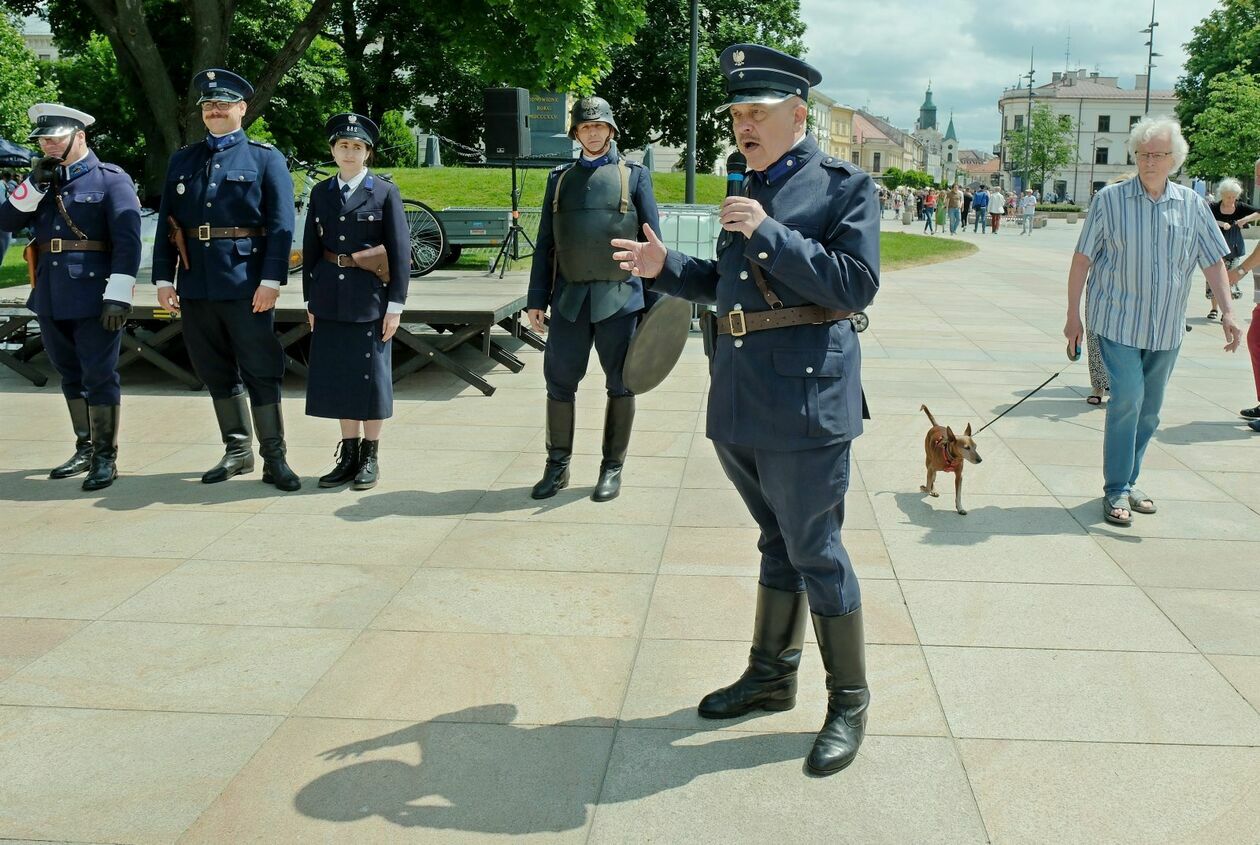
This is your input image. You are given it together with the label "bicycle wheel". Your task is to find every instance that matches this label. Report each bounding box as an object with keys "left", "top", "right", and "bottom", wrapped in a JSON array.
[{"left": 401, "top": 199, "right": 446, "bottom": 277}]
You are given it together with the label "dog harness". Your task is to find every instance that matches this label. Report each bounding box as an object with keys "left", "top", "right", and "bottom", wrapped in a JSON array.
[{"left": 933, "top": 437, "right": 960, "bottom": 473}]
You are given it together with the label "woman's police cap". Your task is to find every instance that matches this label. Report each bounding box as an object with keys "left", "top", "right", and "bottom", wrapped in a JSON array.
[
  {"left": 715, "top": 44, "right": 822, "bottom": 113},
  {"left": 193, "top": 68, "right": 254, "bottom": 104},
  {"left": 326, "top": 113, "right": 379, "bottom": 147},
  {"left": 27, "top": 104, "right": 94, "bottom": 140}
]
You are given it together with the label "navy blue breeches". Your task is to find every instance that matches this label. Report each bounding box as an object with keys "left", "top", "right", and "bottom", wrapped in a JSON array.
[{"left": 38, "top": 316, "right": 123, "bottom": 405}]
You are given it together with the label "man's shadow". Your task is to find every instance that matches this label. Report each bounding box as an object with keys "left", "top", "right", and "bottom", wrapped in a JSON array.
[
  {"left": 293, "top": 704, "right": 812, "bottom": 834},
  {"left": 331, "top": 486, "right": 595, "bottom": 521},
  {"left": 0, "top": 467, "right": 281, "bottom": 510}
]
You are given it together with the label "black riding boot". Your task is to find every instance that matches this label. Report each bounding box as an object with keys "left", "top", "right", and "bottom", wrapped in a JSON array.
[
  {"left": 202, "top": 395, "right": 254, "bottom": 483},
  {"left": 807, "top": 608, "right": 869, "bottom": 776},
  {"left": 252, "top": 404, "right": 301, "bottom": 492},
  {"left": 82, "top": 405, "right": 120, "bottom": 491},
  {"left": 592, "top": 395, "right": 635, "bottom": 502},
  {"left": 531, "top": 399, "right": 574, "bottom": 499},
  {"left": 49, "top": 397, "right": 92, "bottom": 479},
  {"left": 353, "top": 439, "right": 379, "bottom": 490},
  {"left": 318, "top": 438, "right": 360, "bottom": 488},
  {"left": 698, "top": 585, "right": 808, "bottom": 718}
]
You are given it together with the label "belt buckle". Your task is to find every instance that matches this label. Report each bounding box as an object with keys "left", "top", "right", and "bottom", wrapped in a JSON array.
[
  {"left": 728, "top": 307, "right": 747, "bottom": 337},
  {"left": 197, "top": 224, "right": 211, "bottom": 241},
  {"left": 337, "top": 254, "right": 352, "bottom": 268},
  {"left": 49, "top": 238, "right": 62, "bottom": 254}
]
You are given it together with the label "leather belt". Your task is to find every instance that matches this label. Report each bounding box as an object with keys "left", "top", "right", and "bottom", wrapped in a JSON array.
[
  {"left": 37, "top": 239, "right": 110, "bottom": 254},
  {"left": 323, "top": 249, "right": 355, "bottom": 268},
  {"left": 184, "top": 225, "right": 265, "bottom": 241},
  {"left": 716, "top": 304, "right": 853, "bottom": 336}
]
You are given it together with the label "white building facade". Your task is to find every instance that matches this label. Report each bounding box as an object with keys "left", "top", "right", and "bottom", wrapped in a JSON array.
[{"left": 997, "top": 69, "right": 1179, "bottom": 203}]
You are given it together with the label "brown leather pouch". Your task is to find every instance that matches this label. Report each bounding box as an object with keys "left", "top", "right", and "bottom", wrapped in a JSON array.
[
  {"left": 349, "top": 244, "right": 389, "bottom": 283},
  {"left": 23, "top": 241, "right": 37, "bottom": 287},
  {"left": 167, "top": 216, "right": 190, "bottom": 270}
]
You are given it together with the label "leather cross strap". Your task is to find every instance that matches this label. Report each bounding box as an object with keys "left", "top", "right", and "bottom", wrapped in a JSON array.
[
  {"left": 716, "top": 304, "right": 853, "bottom": 336},
  {"left": 184, "top": 226, "right": 266, "bottom": 241},
  {"left": 37, "top": 239, "right": 110, "bottom": 254}
]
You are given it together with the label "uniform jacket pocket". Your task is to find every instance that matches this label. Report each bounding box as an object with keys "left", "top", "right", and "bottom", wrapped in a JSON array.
[{"left": 772, "top": 347, "right": 850, "bottom": 438}]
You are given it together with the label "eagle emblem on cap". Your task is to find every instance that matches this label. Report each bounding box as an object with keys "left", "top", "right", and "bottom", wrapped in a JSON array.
[
  {"left": 348, "top": 115, "right": 357, "bottom": 123},
  {"left": 733, "top": 50, "right": 746, "bottom": 66},
  {"left": 207, "top": 71, "right": 216, "bottom": 81}
]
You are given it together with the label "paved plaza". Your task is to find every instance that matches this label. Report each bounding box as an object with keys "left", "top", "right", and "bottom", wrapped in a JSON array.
[{"left": 1, "top": 218, "right": 1258, "bottom": 844}]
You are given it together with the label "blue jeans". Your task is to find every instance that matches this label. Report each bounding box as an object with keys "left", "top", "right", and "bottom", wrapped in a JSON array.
[
  {"left": 972, "top": 208, "right": 988, "bottom": 232},
  {"left": 923, "top": 211, "right": 934, "bottom": 233},
  {"left": 1097, "top": 336, "right": 1181, "bottom": 499},
  {"left": 948, "top": 207, "right": 961, "bottom": 233}
]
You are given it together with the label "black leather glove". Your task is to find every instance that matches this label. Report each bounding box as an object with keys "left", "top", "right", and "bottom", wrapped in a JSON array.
[
  {"left": 100, "top": 301, "right": 131, "bottom": 332},
  {"left": 29, "top": 156, "right": 62, "bottom": 191}
]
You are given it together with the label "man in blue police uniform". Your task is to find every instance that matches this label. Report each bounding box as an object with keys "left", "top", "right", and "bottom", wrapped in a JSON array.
[
  {"left": 152, "top": 69, "right": 300, "bottom": 491},
  {"left": 613, "top": 44, "right": 880, "bottom": 776},
  {"left": 525, "top": 96, "right": 661, "bottom": 502},
  {"left": 0, "top": 104, "right": 141, "bottom": 491}
]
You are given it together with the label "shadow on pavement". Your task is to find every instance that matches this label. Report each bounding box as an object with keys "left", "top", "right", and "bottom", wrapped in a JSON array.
[{"left": 294, "top": 704, "right": 811, "bottom": 835}]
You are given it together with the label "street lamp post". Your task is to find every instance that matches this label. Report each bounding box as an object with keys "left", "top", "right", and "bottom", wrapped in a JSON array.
[
  {"left": 1141, "top": 0, "right": 1161, "bottom": 116},
  {"left": 1023, "top": 49, "right": 1035, "bottom": 193},
  {"left": 685, "top": 0, "right": 698, "bottom": 203}
]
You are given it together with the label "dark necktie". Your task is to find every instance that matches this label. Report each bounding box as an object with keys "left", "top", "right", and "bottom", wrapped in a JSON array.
[{"left": 341, "top": 183, "right": 351, "bottom": 207}]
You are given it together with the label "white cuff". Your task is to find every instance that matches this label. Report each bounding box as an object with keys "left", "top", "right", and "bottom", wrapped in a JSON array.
[
  {"left": 103, "top": 274, "right": 136, "bottom": 306},
  {"left": 386, "top": 302, "right": 404, "bottom": 315},
  {"left": 154, "top": 280, "right": 175, "bottom": 289},
  {"left": 260, "top": 279, "right": 281, "bottom": 290},
  {"left": 7, "top": 179, "right": 44, "bottom": 213}
]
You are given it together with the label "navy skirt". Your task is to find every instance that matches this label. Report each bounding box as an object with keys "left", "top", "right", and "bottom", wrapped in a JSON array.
[{"left": 305, "top": 317, "right": 393, "bottom": 420}]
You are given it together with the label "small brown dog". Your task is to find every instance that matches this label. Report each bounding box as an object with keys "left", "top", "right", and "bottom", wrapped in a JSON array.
[{"left": 920, "top": 405, "right": 982, "bottom": 515}]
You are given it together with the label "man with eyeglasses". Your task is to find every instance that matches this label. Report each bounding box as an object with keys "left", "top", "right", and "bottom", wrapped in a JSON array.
[
  {"left": 151, "top": 68, "right": 300, "bottom": 491},
  {"left": 1065, "top": 115, "right": 1238, "bottom": 527},
  {"left": 0, "top": 103, "right": 141, "bottom": 491}
]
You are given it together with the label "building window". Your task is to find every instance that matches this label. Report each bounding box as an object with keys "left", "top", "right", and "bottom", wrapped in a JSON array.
[
  {"left": 872, "top": 152, "right": 882, "bottom": 172},
  {"left": 946, "top": 151, "right": 953, "bottom": 162},
  {"left": 1130, "top": 115, "right": 1141, "bottom": 127},
  {"left": 1094, "top": 146, "right": 1109, "bottom": 165},
  {"left": 1097, "top": 115, "right": 1111, "bottom": 132},
  {"left": 1014, "top": 115, "right": 1024, "bottom": 130},
  {"left": 1092, "top": 180, "right": 1106, "bottom": 195}
]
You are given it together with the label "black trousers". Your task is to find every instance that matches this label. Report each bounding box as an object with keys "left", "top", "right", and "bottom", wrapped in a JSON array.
[
  {"left": 38, "top": 316, "right": 123, "bottom": 405},
  {"left": 181, "top": 298, "right": 284, "bottom": 404}
]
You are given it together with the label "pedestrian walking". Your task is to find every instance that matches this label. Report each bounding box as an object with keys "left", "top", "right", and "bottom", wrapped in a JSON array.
[
  {"left": 1205, "top": 178, "right": 1258, "bottom": 320},
  {"left": 972, "top": 186, "right": 989, "bottom": 232},
  {"left": 989, "top": 188, "right": 1005, "bottom": 233},
  {"left": 922, "top": 189, "right": 936, "bottom": 234},
  {"left": 1018, "top": 188, "right": 1037, "bottom": 234}
]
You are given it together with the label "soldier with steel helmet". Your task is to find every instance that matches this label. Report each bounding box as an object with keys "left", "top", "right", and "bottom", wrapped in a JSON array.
[
  {"left": 525, "top": 95, "right": 661, "bottom": 502},
  {"left": 0, "top": 103, "right": 142, "bottom": 491}
]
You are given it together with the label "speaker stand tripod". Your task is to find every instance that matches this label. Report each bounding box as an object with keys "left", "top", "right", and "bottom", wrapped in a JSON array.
[{"left": 489, "top": 156, "right": 536, "bottom": 278}]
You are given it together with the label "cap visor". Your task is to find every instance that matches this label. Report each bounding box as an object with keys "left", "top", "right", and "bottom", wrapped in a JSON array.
[
  {"left": 197, "top": 93, "right": 245, "bottom": 104},
  {"left": 713, "top": 91, "right": 795, "bottom": 114},
  {"left": 27, "top": 127, "right": 76, "bottom": 139}
]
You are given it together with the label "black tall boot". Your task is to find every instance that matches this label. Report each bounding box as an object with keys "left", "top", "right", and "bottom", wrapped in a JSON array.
[
  {"left": 353, "top": 439, "right": 379, "bottom": 490},
  {"left": 807, "top": 608, "right": 869, "bottom": 776},
  {"left": 698, "top": 585, "right": 808, "bottom": 718},
  {"left": 252, "top": 404, "right": 301, "bottom": 492},
  {"left": 318, "top": 438, "right": 360, "bottom": 488},
  {"left": 49, "top": 397, "right": 92, "bottom": 479},
  {"left": 531, "top": 399, "right": 574, "bottom": 500},
  {"left": 81, "top": 405, "right": 120, "bottom": 491},
  {"left": 202, "top": 395, "right": 254, "bottom": 484},
  {"left": 592, "top": 395, "right": 635, "bottom": 502}
]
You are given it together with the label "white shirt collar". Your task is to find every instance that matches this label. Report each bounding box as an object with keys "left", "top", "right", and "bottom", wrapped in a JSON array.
[{"left": 337, "top": 168, "right": 369, "bottom": 193}]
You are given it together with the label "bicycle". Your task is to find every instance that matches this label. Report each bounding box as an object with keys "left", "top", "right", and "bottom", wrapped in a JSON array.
[{"left": 286, "top": 156, "right": 447, "bottom": 277}]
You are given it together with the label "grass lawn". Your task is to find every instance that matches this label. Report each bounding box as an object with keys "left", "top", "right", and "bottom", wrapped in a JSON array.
[
  {"left": 881, "top": 231, "right": 977, "bottom": 270},
  {"left": 386, "top": 166, "right": 728, "bottom": 208},
  {"left": 1, "top": 242, "right": 26, "bottom": 289}
]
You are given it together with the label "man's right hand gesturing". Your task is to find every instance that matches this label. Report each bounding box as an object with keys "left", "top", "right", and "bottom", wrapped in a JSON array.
[{"left": 612, "top": 223, "right": 667, "bottom": 280}]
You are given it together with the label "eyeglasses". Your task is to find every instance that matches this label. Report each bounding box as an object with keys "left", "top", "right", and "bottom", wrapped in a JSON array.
[
  {"left": 200, "top": 101, "right": 235, "bottom": 113},
  {"left": 1135, "top": 151, "right": 1172, "bottom": 161}
]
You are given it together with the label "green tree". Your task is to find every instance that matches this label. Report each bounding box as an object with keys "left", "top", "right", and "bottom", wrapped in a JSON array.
[
  {"left": 52, "top": 34, "right": 139, "bottom": 175},
  {"left": 1005, "top": 103, "right": 1075, "bottom": 193},
  {"left": 0, "top": 11, "right": 57, "bottom": 142},
  {"left": 598, "top": 0, "right": 806, "bottom": 170},
  {"left": 881, "top": 166, "right": 907, "bottom": 190},
  {"left": 1186, "top": 68, "right": 1260, "bottom": 180},
  {"left": 374, "top": 110, "right": 415, "bottom": 168},
  {"left": 1176, "top": 0, "right": 1260, "bottom": 142}
]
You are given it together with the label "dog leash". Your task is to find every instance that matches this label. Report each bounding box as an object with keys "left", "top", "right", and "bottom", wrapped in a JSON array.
[{"left": 972, "top": 369, "right": 1065, "bottom": 435}]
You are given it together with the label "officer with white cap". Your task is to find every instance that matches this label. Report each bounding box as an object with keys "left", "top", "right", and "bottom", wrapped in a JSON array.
[{"left": 0, "top": 103, "right": 142, "bottom": 491}]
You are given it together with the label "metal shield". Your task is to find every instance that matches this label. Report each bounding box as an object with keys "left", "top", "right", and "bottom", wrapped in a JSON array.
[{"left": 622, "top": 296, "right": 694, "bottom": 394}]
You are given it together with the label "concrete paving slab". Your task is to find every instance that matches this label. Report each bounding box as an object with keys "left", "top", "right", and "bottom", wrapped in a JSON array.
[{"left": 425, "top": 519, "right": 668, "bottom": 574}]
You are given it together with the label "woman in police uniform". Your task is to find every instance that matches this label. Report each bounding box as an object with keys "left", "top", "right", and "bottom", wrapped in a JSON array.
[{"left": 302, "top": 113, "right": 410, "bottom": 489}]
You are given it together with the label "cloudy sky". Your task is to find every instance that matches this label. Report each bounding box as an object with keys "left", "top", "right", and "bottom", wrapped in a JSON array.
[{"left": 799, "top": 0, "right": 1220, "bottom": 152}]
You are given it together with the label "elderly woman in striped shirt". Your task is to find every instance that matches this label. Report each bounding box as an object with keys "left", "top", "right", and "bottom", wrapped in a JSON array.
[{"left": 1064, "top": 115, "right": 1240, "bottom": 527}]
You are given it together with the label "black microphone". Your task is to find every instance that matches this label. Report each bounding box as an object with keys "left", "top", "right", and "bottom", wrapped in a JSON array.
[{"left": 726, "top": 151, "right": 747, "bottom": 197}]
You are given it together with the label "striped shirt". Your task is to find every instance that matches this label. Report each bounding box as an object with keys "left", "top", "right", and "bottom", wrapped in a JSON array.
[{"left": 1076, "top": 176, "right": 1229, "bottom": 350}]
